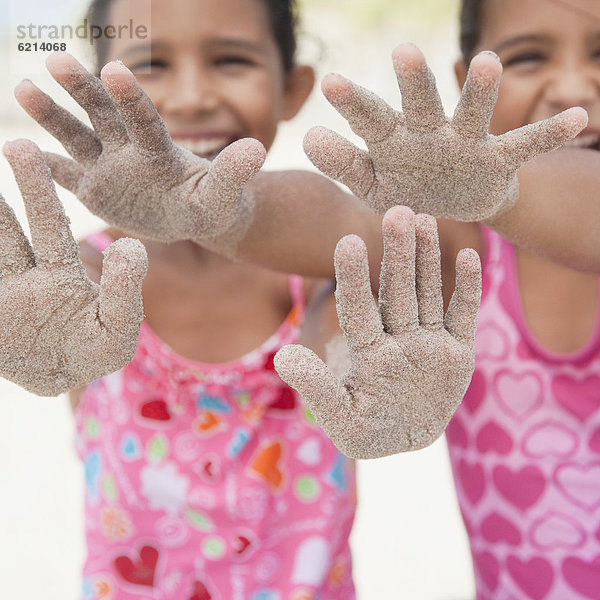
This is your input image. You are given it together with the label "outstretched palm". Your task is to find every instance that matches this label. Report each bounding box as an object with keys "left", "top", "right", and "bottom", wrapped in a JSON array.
[
  {"left": 0, "top": 140, "right": 147, "bottom": 396},
  {"left": 304, "top": 44, "right": 587, "bottom": 221},
  {"left": 15, "top": 53, "right": 265, "bottom": 243},
  {"left": 274, "top": 206, "right": 481, "bottom": 459}
]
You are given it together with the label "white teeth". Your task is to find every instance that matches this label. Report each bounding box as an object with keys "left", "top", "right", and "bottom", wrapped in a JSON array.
[
  {"left": 176, "top": 137, "right": 231, "bottom": 157},
  {"left": 564, "top": 133, "right": 600, "bottom": 149}
]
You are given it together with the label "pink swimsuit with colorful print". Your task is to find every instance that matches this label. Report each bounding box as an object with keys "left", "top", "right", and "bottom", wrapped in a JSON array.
[
  {"left": 447, "top": 227, "right": 600, "bottom": 600},
  {"left": 76, "top": 232, "right": 357, "bottom": 600}
]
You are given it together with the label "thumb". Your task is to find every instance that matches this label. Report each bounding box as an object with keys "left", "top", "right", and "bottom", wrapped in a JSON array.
[
  {"left": 43, "top": 151, "right": 83, "bottom": 195},
  {"left": 274, "top": 344, "right": 349, "bottom": 422},
  {"left": 303, "top": 126, "right": 376, "bottom": 203},
  {"left": 197, "top": 138, "right": 266, "bottom": 236},
  {"left": 98, "top": 237, "right": 147, "bottom": 341}
]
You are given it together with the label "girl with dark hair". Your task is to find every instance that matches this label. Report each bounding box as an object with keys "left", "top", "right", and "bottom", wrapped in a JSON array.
[
  {"left": 1, "top": 0, "right": 487, "bottom": 597},
  {"left": 446, "top": 2, "right": 600, "bottom": 597},
  {"left": 8, "top": 1, "right": 366, "bottom": 597},
  {"left": 433, "top": 1, "right": 599, "bottom": 597},
  {"left": 314, "top": 2, "right": 599, "bottom": 596}
]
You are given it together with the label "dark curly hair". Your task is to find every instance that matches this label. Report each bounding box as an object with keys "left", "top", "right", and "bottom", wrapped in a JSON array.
[{"left": 85, "top": 0, "right": 299, "bottom": 73}]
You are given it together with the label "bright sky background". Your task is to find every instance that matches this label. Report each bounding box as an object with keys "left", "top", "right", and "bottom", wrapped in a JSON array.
[
  {"left": 1, "top": 0, "right": 460, "bottom": 36},
  {"left": 2, "top": 0, "right": 85, "bottom": 35},
  {"left": 301, "top": 0, "right": 458, "bottom": 28}
]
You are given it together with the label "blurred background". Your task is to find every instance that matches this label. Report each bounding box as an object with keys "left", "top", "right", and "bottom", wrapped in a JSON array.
[{"left": 0, "top": 0, "right": 474, "bottom": 597}]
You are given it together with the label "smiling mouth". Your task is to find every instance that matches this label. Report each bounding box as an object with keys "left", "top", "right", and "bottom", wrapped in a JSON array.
[
  {"left": 563, "top": 133, "right": 600, "bottom": 152},
  {"left": 175, "top": 137, "right": 236, "bottom": 159}
]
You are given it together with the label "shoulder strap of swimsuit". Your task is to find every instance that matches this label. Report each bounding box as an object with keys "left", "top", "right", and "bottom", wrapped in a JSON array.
[
  {"left": 86, "top": 231, "right": 114, "bottom": 253},
  {"left": 287, "top": 275, "right": 305, "bottom": 313}
]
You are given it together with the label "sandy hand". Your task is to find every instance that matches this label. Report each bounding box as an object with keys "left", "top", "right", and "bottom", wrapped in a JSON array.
[
  {"left": 274, "top": 206, "right": 481, "bottom": 459},
  {"left": 305, "top": 43, "right": 587, "bottom": 221},
  {"left": 0, "top": 139, "right": 147, "bottom": 396},
  {"left": 14, "top": 52, "right": 265, "bottom": 247}
]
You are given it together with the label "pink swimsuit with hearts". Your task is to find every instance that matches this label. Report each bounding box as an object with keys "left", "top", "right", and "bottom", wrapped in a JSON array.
[
  {"left": 75, "top": 232, "right": 357, "bottom": 600},
  {"left": 446, "top": 227, "right": 600, "bottom": 600}
]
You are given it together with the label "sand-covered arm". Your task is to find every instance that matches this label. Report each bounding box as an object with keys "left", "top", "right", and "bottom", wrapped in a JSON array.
[
  {"left": 274, "top": 206, "right": 481, "bottom": 459},
  {"left": 15, "top": 52, "right": 382, "bottom": 279},
  {"left": 0, "top": 139, "right": 147, "bottom": 396},
  {"left": 304, "top": 43, "right": 587, "bottom": 222}
]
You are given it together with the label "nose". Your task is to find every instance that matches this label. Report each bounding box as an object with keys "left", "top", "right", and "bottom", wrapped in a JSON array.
[
  {"left": 161, "top": 62, "right": 219, "bottom": 117},
  {"left": 544, "top": 61, "right": 599, "bottom": 113}
]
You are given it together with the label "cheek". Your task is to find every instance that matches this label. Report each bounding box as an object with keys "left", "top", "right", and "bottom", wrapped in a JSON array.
[
  {"left": 124, "top": 72, "right": 172, "bottom": 117},
  {"left": 489, "top": 78, "right": 536, "bottom": 135},
  {"left": 132, "top": 77, "right": 163, "bottom": 106},
  {"left": 230, "top": 76, "right": 283, "bottom": 132}
]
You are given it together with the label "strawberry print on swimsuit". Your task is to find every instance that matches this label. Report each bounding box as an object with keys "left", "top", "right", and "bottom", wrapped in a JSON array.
[{"left": 447, "top": 227, "right": 600, "bottom": 600}]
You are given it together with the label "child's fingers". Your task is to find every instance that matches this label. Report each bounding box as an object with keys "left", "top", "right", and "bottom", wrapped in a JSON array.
[
  {"left": 378, "top": 206, "right": 419, "bottom": 334},
  {"left": 98, "top": 238, "right": 147, "bottom": 352},
  {"left": 274, "top": 344, "right": 349, "bottom": 423},
  {"left": 43, "top": 152, "right": 84, "bottom": 194},
  {"left": 14, "top": 79, "right": 102, "bottom": 167},
  {"left": 444, "top": 248, "right": 481, "bottom": 345},
  {"left": 101, "top": 60, "right": 173, "bottom": 155},
  {"left": 3, "top": 139, "right": 81, "bottom": 268},
  {"left": 303, "top": 126, "right": 375, "bottom": 200},
  {"left": 45, "top": 52, "right": 129, "bottom": 147},
  {"left": 99, "top": 238, "right": 147, "bottom": 329},
  {"left": 0, "top": 195, "right": 35, "bottom": 277},
  {"left": 392, "top": 43, "right": 446, "bottom": 131},
  {"left": 321, "top": 74, "right": 399, "bottom": 143},
  {"left": 196, "top": 138, "right": 266, "bottom": 235},
  {"left": 499, "top": 107, "right": 588, "bottom": 167},
  {"left": 452, "top": 51, "right": 502, "bottom": 138},
  {"left": 334, "top": 234, "right": 383, "bottom": 349},
  {"left": 414, "top": 214, "right": 444, "bottom": 329}
]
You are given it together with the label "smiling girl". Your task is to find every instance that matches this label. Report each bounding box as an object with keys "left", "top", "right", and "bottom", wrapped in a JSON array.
[
  {"left": 38, "top": 1, "right": 365, "bottom": 597},
  {"left": 271, "top": 1, "right": 600, "bottom": 596},
  {"left": 440, "top": 1, "right": 600, "bottom": 598}
]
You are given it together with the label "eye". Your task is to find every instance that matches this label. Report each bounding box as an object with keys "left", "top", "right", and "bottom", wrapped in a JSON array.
[
  {"left": 503, "top": 51, "right": 545, "bottom": 68},
  {"left": 214, "top": 55, "right": 254, "bottom": 68},
  {"left": 128, "top": 59, "right": 168, "bottom": 75}
]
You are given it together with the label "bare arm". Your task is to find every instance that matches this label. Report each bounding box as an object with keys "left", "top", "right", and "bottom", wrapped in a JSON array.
[
  {"left": 237, "top": 170, "right": 383, "bottom": 279},
  {"left": 484, "top": 149, "right": 600, "bottom": 273},
  {"left": 15, "top": 53, "right": 383, "bottom": 283},
  {"left": 302, "top": 44, "right": 595, "bottom": 274}
]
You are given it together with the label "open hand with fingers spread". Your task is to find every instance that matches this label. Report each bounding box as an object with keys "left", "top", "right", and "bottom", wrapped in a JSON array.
[
  {"left": 304, "top": 44, "right": 588, "bottom": 221},
  {"left": 0, "top": 139, "right": 147, "bottom": 396},
  {"left": 14, "top": 53, "right": 265, "bottom": 251},
  {"left": 274, "top": 206, "right": 481, "bottom": 459}
]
